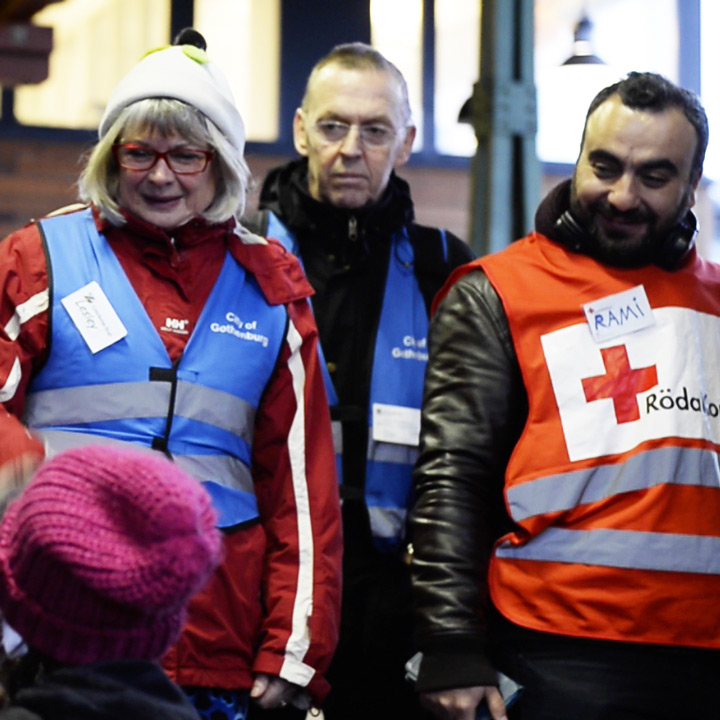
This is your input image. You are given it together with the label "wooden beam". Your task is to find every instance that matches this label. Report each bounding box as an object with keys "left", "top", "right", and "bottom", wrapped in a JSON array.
[
  {"left": 0, "top": 23, "right": 53, "bottom": 85},
  {"left": 0, "top": 0, "right": 61, "bottom": 23}
]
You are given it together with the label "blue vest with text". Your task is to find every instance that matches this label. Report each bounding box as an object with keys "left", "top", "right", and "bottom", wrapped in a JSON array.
[{"left": 26, "top": 208, "right": 288, "bottom": 529}]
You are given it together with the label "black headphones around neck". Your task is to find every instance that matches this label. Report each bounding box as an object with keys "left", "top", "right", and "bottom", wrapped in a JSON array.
[{"left": 553, "top": 208, "right": 697, "bottom": 271}]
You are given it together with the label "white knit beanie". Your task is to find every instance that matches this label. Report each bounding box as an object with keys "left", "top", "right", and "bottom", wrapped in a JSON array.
[{"left": 99, "top": 34, "right": 245, "bottom": 156}]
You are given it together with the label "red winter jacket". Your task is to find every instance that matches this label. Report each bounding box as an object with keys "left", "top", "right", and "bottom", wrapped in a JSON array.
[{"left": 0, "top": 206, "right": 342, "bottom": 702}]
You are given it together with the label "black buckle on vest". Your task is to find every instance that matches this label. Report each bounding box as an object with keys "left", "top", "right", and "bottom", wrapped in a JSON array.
[
  {"left": 152, "top": 436, "right": 168, "bottom": 452},
  {"left": 149, "top": 367, "right": 176, "bottom": 382}
]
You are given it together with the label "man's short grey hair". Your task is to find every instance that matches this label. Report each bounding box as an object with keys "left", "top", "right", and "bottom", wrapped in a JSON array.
[
  {"left": 302, "top": 42, "right": 413, "bottom": 127},
  {"left": 78, "top": 98, "right": 250, "bottom": 226}
]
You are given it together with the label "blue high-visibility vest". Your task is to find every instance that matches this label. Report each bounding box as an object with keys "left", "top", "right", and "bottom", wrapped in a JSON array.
[
  {"left": 26, "top": 208, "right": 288, "bottom": 528},
  {"left": 267, "top": 211, "right": 439, "bottom": 551}
]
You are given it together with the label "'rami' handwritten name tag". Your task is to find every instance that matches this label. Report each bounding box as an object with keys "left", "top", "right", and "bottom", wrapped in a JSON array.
[{"left": 582, "top": 285, "right": 655, "bottom": 344}]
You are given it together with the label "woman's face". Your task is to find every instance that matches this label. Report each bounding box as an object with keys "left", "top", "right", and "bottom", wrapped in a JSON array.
[{"left": 116, "top": 127, "right": 216, "bottom": 230}]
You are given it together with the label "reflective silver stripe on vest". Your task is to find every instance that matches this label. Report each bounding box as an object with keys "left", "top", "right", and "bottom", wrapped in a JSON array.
[
  {"left": 34, "top": 429, "right": 252, "bottom": 493},
  {"left": 23, "top": 380, "right": 255, "bottom": 443},
  {"left": 368, "top": 506, "right": 407, "bottom": 540},
  {"left": 507, "top": 446, "right": 720, "bottom": 523},
  {"left": 496, "top": 526, "right": 720, "bottom": 576},
  {"left": 37, "top": 428, "right": 157, "bottom": 458},
  {"left": 174, "top": 381, "right": 255, "bottom": 438},
  {"left": 175, "top": 454, "right": 253, "bottom": 493},
  {"left": 367, "top": 439, "right": 419, "bottom": 465},
  {"left": 332, "top": 420, "right": 343, "bottom": 454},
  {"left": 24, "top": 382, "right": 171, "bottom": 426}
]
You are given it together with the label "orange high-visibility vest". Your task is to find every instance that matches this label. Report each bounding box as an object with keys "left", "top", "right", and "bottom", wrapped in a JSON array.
[{"left": 472, "top": 232, "right": 720, "bottom": 649}]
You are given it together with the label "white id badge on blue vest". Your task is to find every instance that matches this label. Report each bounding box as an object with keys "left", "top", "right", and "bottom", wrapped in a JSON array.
[
  {"left": 372, "top": 403, "right": 421, "bottom": 446},
  {"left": 61, "top": 281, "right": 128, "bottom": 353},
  {"left": 583, "top": 284, "right": 655, "bottom": 344}
]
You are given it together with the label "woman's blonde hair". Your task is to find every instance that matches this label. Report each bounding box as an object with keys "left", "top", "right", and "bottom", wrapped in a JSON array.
[{"left": 78, "top": 98, "right": 250, "bottom": 226}]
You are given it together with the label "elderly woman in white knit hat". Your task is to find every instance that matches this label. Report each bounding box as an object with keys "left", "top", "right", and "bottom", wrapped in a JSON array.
[{"left": 0, "top": 29, "right": 341, "bottom": 720}]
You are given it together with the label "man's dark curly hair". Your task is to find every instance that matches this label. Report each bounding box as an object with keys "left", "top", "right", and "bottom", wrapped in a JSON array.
[{"left": 582, "top": 71, "right": 708, "bottom": 181}]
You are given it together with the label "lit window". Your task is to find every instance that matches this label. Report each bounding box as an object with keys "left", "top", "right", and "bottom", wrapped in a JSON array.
[
  {"left": 701, "top": 0, "right": 720, "bottom": 181},
  {"left": 700, "top": 0, "right": 720, "bottom": 260},
  {"left": 371, "top": 0, "right": 480, "bottom": 157},
  {"left": 434, "top": 0, "right": 479, "bottom": 156},
  {"left": 195, "top": 0, "right": 280, "bottom": 142},
  {"left": 370, "top": 0, "right": 424, "bottom": 150},
  {"left": 15, "top": 0, "right": 171, "bottom": 129},
  {"left": 12, "top": 0, "right": 280, "bottom": 142},
  {"left": 535, "top": 0, "right": 678, "bottom": 164}
]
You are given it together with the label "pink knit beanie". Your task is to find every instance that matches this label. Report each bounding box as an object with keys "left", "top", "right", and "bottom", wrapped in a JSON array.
[{"left": 0, "top": 445, "right": 222, "bottom": 665}]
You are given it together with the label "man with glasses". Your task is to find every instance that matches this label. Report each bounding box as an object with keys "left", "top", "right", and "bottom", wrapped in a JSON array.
[{"left": 245, "top": 42, "right": 473, "bottom": 720}]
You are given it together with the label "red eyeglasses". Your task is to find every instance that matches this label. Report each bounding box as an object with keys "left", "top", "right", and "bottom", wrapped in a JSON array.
[{"left": 112, "top": 143, "right": 215, "bottom": 174}]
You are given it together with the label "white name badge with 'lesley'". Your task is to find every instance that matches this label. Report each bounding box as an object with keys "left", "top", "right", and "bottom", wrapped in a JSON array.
[
  {"left": 61, "top": 281, "right": 128, "bottom": 354},
  {"left": 372, "top": 403, "right": 421, "bottom": 446},
  {"left": 582, "top": 284, "right": 655, "bottom": 344}
]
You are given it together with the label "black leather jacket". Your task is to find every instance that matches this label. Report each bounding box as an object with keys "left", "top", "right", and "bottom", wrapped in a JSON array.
[{"left": 409, "top": 268, "right": 527, "bottom": 692}]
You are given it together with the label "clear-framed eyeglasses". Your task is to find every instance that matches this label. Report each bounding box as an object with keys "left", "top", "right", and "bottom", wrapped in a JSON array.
[
  {"left": 313, "top": 120, "right": 400, "bottom": 148},
  {"left": 112, "top": 143, "right": 215, "bottom": 175}
]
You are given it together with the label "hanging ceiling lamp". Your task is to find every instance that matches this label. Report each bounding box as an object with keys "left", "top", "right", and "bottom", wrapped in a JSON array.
[{"left": 562, "top": 13, "right": 605, "bottom": 66}]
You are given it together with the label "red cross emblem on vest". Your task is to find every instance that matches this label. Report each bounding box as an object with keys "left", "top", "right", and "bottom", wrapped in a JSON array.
[{"left": 581, "top": 344, "right": 658, "bottom": 424}]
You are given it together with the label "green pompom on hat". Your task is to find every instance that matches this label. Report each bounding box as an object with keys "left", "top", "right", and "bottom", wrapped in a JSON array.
[{"left": 99, "top": 29, "right": 245, "bottom": 156}]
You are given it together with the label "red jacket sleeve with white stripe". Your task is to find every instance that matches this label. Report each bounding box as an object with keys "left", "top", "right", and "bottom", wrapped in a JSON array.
[{"left": 0, "top": 223, "right": 49, "bottom": 479}]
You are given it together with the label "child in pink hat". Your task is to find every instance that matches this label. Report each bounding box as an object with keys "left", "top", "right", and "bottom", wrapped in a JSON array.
[{"left": 0, "top": 444, "right": 222, "bottom": 720}]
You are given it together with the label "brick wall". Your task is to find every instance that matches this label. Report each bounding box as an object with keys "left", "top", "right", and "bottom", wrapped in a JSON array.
[{"left": 0, "top": 137, "right": 89, "bottom": 238}]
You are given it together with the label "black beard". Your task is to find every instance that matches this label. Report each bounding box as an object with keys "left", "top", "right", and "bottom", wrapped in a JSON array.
[
  {"left": 569, "top": 187, "right": 691, "bottom": 269},
  {"left": 581, "top": 206, "right": 657, "bottom": 268}
]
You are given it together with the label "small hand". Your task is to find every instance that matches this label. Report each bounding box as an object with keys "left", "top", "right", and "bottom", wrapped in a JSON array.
[
  {"left": 0, "top": 451, "right": 43, "bottom": 514},
  {"left": 250, "top": 674, "right": 311, "bottom": 710},
  {"left": 420, "top": 685, "right": 508, "bottom": 720}
]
